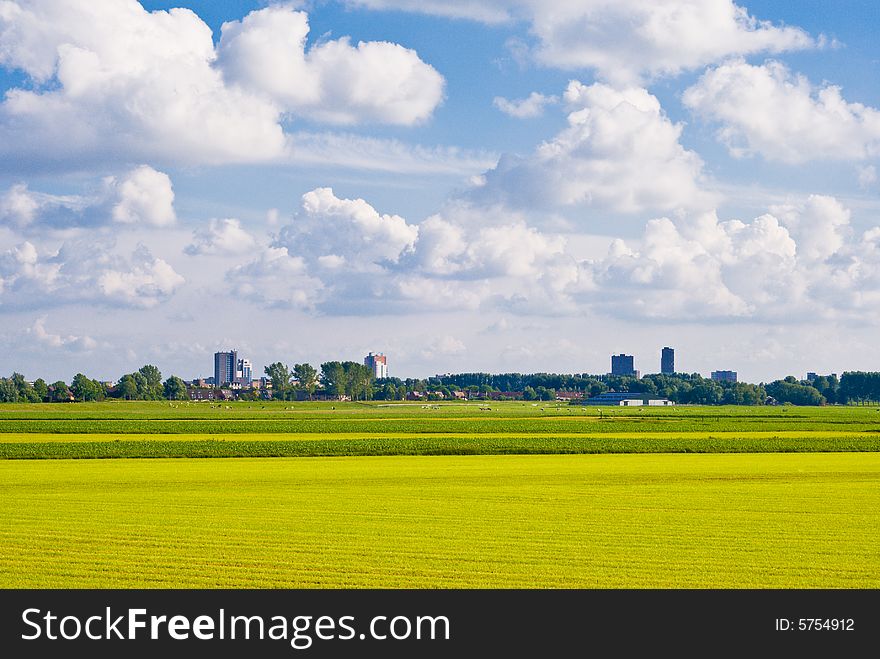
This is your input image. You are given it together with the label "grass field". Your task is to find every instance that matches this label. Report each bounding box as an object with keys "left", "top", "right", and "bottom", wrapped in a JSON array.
[
  {"left": 1, "top": 401, "right": 878, "bottom": 588},
  {"left": 2, "top": 400, "right": 880, "bottom": 458},
  {"left": 1, "top": 454, "right": 877, "bottom": 588}
]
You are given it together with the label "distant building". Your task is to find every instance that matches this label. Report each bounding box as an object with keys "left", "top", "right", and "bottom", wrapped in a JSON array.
[
  {"left": 661, "top": 347, "right": 675, "bottom": 375},
  {"left": 611, "top": 354, "right": 637, "bottom": 377},
  {"left": 214, "top": 350, "right": 237, "bottom": 387},
  {"left": 806, "top": 372, "right": 837, "bottom": 383},
  {"left": 237, "top": 358, "right": 253, "bottom": 385},
  {"left": 575, "top": 392, "right": 673, "bottom": 407},
  {"left": 365, "top": 352, "right": 388, "bottom": 379},
  {"left": 711, "top": 370, "right": 737, "bottom": 383}
]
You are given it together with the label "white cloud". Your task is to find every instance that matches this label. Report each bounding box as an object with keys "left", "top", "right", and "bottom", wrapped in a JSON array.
[
  {"left": 0, "top": 240, "right": 184, "bottom": 309},
  {"left": 770, "top": 195, "right": 850, "bottom": 262},
  {"left": 857, "top": 165, "right": 877, "bottom": 190},
  {"left": 0, "top": 0, "right": 285, "bottom": 168},
  {"left": 684, "top": 60, "right": 880, "bottom": 163},
  {"left": 472, "top": 81, "right": 714, "bottom": 214},
  {"left": 493, "top": 92, "right": 557, "bottom": 118},
  {"left": 348, "top": 0, "right": 815, "bottom": 83},
  {"left": 0, "top": 1, "right": 446, "bottom": 170},
  {"left": 0, "top": 165, "right": 176, "bottom": 230},
  {"left": 421, "top": 335, "right": 466, "bottom": 360},
  {"left": 583, "top": 196, "right": 880, "bottom": 322},
  {"left": 185, "top": 219, "right": 259, "bottom": 256},
  {"left": 29, "top": 317, "right": 97, "bottom": 351},
  {"left": 95, "top": 245, "right": 185, "bottom": 309},
  {"left": 225, "top": 246, "right": 323, "bottom": 309},
  {"left": 278, "top": 187, "right": 419, "bottom": 269},
  {"left": 0, "top": 184, "right": 40, "bottom": 229},
  {"left": 288, "top": 131, "right": 497, "bottom": 175},
  {"left": 217, "top": 5, "right": 444, "bottom": 126},
  {"left": 347, "top": 1, "right": 512, "bottom": 24},
  {"left": 523, "top": 0, "right": 815, "bottom": 83},
  {"left": 110, "top": 166, "right": 176, "bottom": 227}
]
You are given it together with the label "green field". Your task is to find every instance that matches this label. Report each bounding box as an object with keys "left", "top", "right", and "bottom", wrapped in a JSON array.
[
  {"left": 1, "top": 454, "right": 877, "bottom": 588},
  {"left": 1, "top": 402, "right": 878, "bottom": 588},
  {"left": 2, "top": 400, "right": 880, "bottom": 458}
]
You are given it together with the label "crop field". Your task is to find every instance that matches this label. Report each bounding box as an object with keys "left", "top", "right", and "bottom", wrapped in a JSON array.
[
  {"left": 2, "top": 400, "right": 880, "bottom": 458},
  {"left": 1, "top": 402, "right": 878, "bottom": 588},
  {"left": 1, "top": 454, "right": 878, "bottom": 588}
]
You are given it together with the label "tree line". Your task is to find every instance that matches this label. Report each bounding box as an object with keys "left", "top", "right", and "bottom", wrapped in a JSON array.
[{"left": 1, "top": 365, "right": 878, "bottom": 406}]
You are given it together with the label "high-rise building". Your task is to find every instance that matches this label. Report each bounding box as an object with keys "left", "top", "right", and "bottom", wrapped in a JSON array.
[
  {"left": 611, "top": 354, "right": 636, "bottom": 377},
  {"left": 365, "top": 352, "right": 388, "bottom": 379},
  {"left": 711, "top": 370, "right": 737, "bottom": 383},
  {"left": 238, "top": 358, "right": 253, "bottom": 384},
  {"left": 661, "top": 347, "right": 675, "bottom": 375},
  {"left": 214, "top": 350, "right": 237, "bottom": 387}
]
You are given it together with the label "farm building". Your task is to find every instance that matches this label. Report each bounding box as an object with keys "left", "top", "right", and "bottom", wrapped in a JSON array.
[{"left": 573, "top": 392, "right": 673, "bottom": 406}]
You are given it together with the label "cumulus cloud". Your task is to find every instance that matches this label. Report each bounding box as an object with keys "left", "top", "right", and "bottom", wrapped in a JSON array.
[
  {"left": 218, "top": 5, "right": 444, "bottom": 126},
  {"left": 29, "top": 317, "right": 97, "bottom": 351},
  {"left": 349, "top": 0, "right": 815, "bottom": 83},
  {"left": 228, "top": 188, "right": 573, "bottom": 314},
  {"left": 185, "top": 219, "right": 259, "bottom": 256},
  {"left": 221, "top": 182, "right": 880, "bottom": 323},
  {"left": 770, "top": 195, "right": 851, "bottom": 262},
  {"left": 0, "top": 1, "right": 445, "bottom": 170},
  {"left": 683, "top": 60, "right": 880, "bottom": 163},
  {"left": 0, "top": 240, "right": 184, "bottom": 309},
  {"left": 584, "top": 196, "right": 880, "bottom": 322},
  {"left": 225, "top": 246, "right": 324, "bottom": 310},
  {"left": 109, "top": 166, "right": 176, "bottom": 227},
  {"left": 472, "top": 81, "right": 714, "bottom": 214},
  {"left": 493, "top": 92, "right": 557, "bottom": 118},
  {"left": 278, "top": 187, "right": 419, "bottom": 269},
  {"left": 0, "top": 166, "right": 176, "bottom": 231}
]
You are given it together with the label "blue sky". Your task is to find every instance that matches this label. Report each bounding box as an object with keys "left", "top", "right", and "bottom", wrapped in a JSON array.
[{"left": 1, "top": 0, "right": 880, "bottom": 383}]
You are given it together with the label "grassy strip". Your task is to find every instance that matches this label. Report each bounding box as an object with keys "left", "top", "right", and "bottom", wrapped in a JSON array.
[
  {"left": 3, "top": 418, "right": 880, "bottom": 434},
  {"left": 1, "top": 430, "right": 874, "bottom": 443},
  {"left": 4, "top": 435, "right": 880, "bottom": 459}
]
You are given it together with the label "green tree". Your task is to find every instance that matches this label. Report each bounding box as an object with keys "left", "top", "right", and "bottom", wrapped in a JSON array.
[
  {"left": 766, "top": 380, "right": 825, "bottom": 406},
  {"left": 49, "top": 380, "right": 72, "bottom": 402},
  {"left": 293, "top": 363, "right": 318, "bottom": 400},
  {"left": 320, "top": 362, "right": 346, "bottom": 398},
  {"left": 132, "top": 372, "right": 148, "bottom": 400},
  {"left": 264, "top": 362, "right": 291, "bottom": 400},
  {"left": 32, "top": 378, "right": 49, "bottom": 402},
  {"left": 0, "top": 378, "right": 18, "bottom": 402},
  {"left": 343, "top": 362, "right": 374, "bottom": 401},
  {"left": 71, "top": 373, "right": 100, "bottom": 401},
  {"left": 535, "top": 386, "right": 556, "bottom": 401},
  {"left": 163, "top": 376, "right": 188, "bottom": 400},
  {"left": 138, "top": 365, "right": 163, "bottom": 400},
  {"left": 11, "top": 372, "right": 40, "bottom": 402},
  {"left": 522, "top": 386, "right": 537, "bottom": 401},
  {"left": 118, "top": 374, "right": 138, "bottom": 400}
]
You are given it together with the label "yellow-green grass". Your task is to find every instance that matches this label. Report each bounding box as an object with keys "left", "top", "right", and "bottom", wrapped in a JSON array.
[
  {"left": 2, "top": 431, "right": 880, "bottom": 458},
  {"left": 1, "top": 453, "right": 878, "bottom": 588},
  {"left": 3, "top": 430, "right": 875, "bottom": 443}
]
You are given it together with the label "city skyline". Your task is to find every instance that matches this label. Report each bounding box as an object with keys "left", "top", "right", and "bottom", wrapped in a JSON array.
[{"left": 1, "top": 2, "right": 879, "bottom": 384}]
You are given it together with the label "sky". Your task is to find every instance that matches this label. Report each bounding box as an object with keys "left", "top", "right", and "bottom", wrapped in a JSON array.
[{"left": 1, "top": 0, "right": 880, "bottom": 384}]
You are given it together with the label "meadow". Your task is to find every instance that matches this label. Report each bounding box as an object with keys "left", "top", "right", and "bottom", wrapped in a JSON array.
[
  {"left": 1, "top": 402, "right": 878, "bottom": 588},
  {"left": 2, "top": 400, "right": 880, "bottom": 458},
  {"left": 1, "top": 454, "right": 877, "bottom": 588}
]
